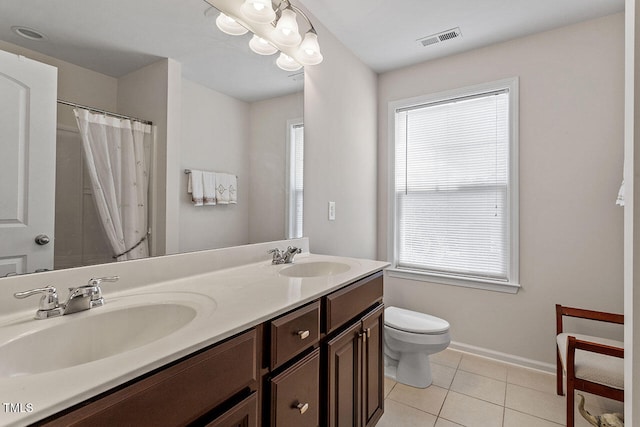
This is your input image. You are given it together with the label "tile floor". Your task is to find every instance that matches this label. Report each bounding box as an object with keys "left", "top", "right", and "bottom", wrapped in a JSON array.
[{"left": 378, "top": 348, "right": 623, "bottom": 427}]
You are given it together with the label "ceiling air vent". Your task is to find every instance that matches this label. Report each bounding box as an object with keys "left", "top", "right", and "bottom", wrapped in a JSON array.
[{"left": 417, "top": 27, "right": 462, "bottom": 48}]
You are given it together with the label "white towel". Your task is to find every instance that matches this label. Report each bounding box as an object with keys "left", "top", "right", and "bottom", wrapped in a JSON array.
[
  {"left": 216, "top": 173, "right": 230, "bottom": 204},
  {"left": 203, "top": 172, "right": 217, "bottom": 205},
  {"left": 229, "top": 174, "right": 237, "bottom": 204},
  {"left": 187, "top": 170, "right": 204, "bottom": 206}
]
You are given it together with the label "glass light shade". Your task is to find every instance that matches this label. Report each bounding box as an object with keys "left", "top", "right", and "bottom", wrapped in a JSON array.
[
  {"left": 215, "top": 13, "right": 248, "bottom": 36},
  {"left": 297, "top": 31, "right": 323, "bottom": 65},
  {"left": 272, "top": 8, "right": 301, "bottom": 47},
  {"left": 276, "top": 52, "right": 302, "bottom": 71},
  {"left": 240, "top": 0, "right": 276, "bottom": 24},
  {"left": 249, "top": 34, "right": 278, "bottom": 55}
]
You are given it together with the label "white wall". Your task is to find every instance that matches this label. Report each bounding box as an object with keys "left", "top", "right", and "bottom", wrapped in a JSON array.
[
  {"left": 378, "top": 14, "right": 625, "bottom": 367},
  {"left": 118, "top": 59, "right": 182, "bottom": 257},
  {"left": 303, "top": 18, "right": 378, "bottom": 259},
  {"left": 179, "top": 78, "right": 250, "bottom": 252},
  {"left": 248, "top": 91, "right": 303, "bottom": 244}
]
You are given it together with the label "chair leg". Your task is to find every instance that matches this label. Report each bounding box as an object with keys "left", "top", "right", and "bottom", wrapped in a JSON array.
[
  {"left": 567, "top": 382, "right": 574, "bottom": 427},
  {"left": 556, "top": 348, "right": 564, "bottom": 396}
]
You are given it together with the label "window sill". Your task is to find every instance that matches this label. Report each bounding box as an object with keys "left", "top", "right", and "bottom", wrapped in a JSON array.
[{"left": 385, "top": 268, "right": 521, "bottom": 294}]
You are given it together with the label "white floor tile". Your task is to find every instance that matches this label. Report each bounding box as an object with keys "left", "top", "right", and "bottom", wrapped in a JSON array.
[
  {"left": 377, "top": 399, "right": 437, "bottom": 427},
  {"left": 450, "top": 370, "right": 506, "bottom": 405},
  {"left": 384, "top": 376, "right": 397, "bottom": 398},
  {"left": 431, "top": 362, "right": 457, "bottom": 389},
  {"left": 505, "top": 383, "right": 565, "bottom": 425},
  {"left": 458, "top": 353, "right": 508, "bottom": 381},
  {"left": 387, "top": 383, "right": 448, "bottom": 416},
  {"left": 507, "top": 365, "right": 557, "bottom": 394},
  {"left": 434, "top": 417, "right": 464, "bottom": 427},
  {"left": 439, "top": 391, "right": 504, "bottom": 427},
  {"left": 504, "top": 408, "right": 564, "bottom": 427}
]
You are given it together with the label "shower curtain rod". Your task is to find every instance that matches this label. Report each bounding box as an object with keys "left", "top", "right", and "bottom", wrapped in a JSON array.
[{"left": 57, "top": 99, "right": 153, "bottom": 125}]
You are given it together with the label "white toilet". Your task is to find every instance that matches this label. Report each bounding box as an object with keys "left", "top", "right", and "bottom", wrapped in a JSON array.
[{"left": 384, "top": 306, "right": 451, "bottom": 388}]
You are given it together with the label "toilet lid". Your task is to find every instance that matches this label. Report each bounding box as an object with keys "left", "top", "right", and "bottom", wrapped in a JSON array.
[{"left": 385, "top": 306, "right": 450, "bottom": 334}]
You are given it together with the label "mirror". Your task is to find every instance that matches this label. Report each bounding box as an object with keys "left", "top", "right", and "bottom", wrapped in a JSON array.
[{"left": 0, "top": 0, "right": 303, "bottom": 276}]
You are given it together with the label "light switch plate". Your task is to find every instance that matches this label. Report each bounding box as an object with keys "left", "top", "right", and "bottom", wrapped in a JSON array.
[{"left": 328, "top": 201, "right": 336, "bottom": 221}]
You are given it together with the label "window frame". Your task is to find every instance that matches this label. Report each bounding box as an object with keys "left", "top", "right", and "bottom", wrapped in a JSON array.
[{"left": 386, "top": 78, "right": 520, "bottom": 294}]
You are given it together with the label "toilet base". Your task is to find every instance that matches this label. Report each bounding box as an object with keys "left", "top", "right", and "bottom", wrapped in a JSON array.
[
  {"left": 384, "top": 353, "right": 433, "bottom": 388},
  {"left": 397, "top": 352, "right": 432, "bottom": 388}
]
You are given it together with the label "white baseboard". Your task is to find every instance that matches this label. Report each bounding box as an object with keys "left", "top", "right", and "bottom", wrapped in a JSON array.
[{"left": 449, "top": 341, "right": 556, "bottom": 373}]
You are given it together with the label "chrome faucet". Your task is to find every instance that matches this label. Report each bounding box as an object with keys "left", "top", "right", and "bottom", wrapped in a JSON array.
[
  {"left": 268, "top": 246, "right": 302, "bottom": 264},
  {"left": 14, "top": 276, "right": 119, "bottom": 319}
]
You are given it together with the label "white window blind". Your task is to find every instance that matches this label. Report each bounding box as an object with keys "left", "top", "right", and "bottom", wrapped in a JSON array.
[
  {"left": 394, "top": 88, "right": 512, "bottom": 282},
  {"left": 287, "top": 122, "right": 304, "bottom": 239}
]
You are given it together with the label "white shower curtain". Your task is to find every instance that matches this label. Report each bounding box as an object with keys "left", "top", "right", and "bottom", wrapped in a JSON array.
[{"left": 74, "top": 108, "right": 152, "bottom": 261}]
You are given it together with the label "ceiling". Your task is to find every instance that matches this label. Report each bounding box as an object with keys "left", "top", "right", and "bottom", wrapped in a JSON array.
[{"left": 0, "top": 0, "right": 624, "bottom": 102}]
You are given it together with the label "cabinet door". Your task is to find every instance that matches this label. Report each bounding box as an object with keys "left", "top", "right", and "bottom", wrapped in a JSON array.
[
  {"left": 205, "top": 392, "right": 258, "bottom": 427},
  {"left": 270, "top": 349, "right": 320, "bottom": 427},
  {"left": 326, "top": 321, "right": 362, "bottom": 427},
  {"left": 361, "top": 305, "right": 384, "bottom": 427}
]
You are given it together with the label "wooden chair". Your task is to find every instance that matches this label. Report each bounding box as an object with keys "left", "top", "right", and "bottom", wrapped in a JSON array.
[{"left": 555, "top": 304, "right": 624, "bottom": 427}]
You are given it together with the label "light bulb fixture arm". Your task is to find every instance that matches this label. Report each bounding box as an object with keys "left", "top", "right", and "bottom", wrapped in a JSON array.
[{"left": 272, "top": 0, "right": 316, "bottom": 34}]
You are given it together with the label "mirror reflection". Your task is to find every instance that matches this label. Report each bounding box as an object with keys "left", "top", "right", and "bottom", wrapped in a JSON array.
[{"left": 0, "top": 0, "right": 304, "bottom": 276}]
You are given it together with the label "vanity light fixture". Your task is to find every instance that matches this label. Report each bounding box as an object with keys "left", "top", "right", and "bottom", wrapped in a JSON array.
[
  {"left": 271, "top": 6, "right": 301, "bottom": 47},
  {"left": 240, "top": 0, "right": 276, "bottom": 24},
  {"left": 249, "top": 34, "right": 278, "bottom": 55},
  {"left": 216, "top": 12, "right": 249, "bottom": 35},
  {"left": 207, "top": 0, "right": 323, "bottom": 71},
  {"left": 276, "top": 52, "right": 302, "bottom": 71}
]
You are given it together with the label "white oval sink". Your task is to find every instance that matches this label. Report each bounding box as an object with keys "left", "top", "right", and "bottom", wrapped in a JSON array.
[
  {"left": 0, "top": 294, "right": 210, "bottom": 378},
  {"left": 279, "top": 261, "right": 351, "bottom": 278}
]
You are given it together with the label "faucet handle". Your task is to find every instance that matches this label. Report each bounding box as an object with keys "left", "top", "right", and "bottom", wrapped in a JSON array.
[
  {"left": 14, "top": 286, "right": 62, "bottom": 319},
  {"left": 86, "top": 276, "right": 118, "bottom": 307},
  {"left": 14, "top": 286, "right": 59, "bottom": 309},
  {"left": 87, "top": 276, "right": 119, "bottom": 287}
]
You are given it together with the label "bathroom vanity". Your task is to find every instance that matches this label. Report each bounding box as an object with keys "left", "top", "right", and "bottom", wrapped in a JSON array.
[{"left": 0, "top": 239, "right": 388, "bottom": 427}]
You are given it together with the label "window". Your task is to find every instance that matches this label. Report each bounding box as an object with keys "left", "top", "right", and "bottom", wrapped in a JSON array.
[
  {"left": 388, "top": 78, "right": 519, "bottom": 293},
  {"left": 286, "top": 120, "right": 304, "bottom": 239}
]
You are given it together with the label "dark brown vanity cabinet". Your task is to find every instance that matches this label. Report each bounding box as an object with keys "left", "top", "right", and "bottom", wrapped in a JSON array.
[
  {"left": 39, "top": 329, "right": 260, "bottom": 427},
  {"left": 38, "top": 271, "right": 385, "bottom": 427},
  {"left": 326, "top": 304, "right": 384, "bottom": 427},
  {"left": 265, "top": 271, "right": 384, "bottom": 427}
]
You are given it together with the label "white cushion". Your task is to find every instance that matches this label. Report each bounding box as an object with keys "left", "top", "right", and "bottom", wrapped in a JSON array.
[{"left": 556, "top": 333, "right": 624, "bottom": 390}]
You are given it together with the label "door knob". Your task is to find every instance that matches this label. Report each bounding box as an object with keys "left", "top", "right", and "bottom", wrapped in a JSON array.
[{"left": 34, "top": 234, "right": 50, "bottom": 245}]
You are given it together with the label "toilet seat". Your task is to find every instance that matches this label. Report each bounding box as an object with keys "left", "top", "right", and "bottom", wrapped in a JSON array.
[{"left": 385, "top": 306, "right": 449, "bottom": 334}]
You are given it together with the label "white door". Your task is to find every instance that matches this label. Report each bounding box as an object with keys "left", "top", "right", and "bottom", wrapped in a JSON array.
[{"left": 0, "top": 50, "right": 57, "bottom": 276}]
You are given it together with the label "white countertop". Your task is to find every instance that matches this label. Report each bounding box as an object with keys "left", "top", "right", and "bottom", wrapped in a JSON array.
[{"left": 0, "top": 253, "right": 388, "bottom": 426}]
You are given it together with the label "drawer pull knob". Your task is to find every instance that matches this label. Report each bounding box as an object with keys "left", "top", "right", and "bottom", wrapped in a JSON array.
[
  {"left": 297, "top": 330, "right": 310, "bottom": 339},
  {"left": 296, "top": 402, "right": 309, "bottom": 414}
]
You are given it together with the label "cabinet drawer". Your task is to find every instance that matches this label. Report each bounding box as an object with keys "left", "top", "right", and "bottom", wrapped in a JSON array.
[
  {"left": 42, "top": 329, "right": 258, "bottom": 426},
  {"left": 325, "top": 272, "right": 383, "bottom": 334},
  {"left": 205, "top": 392, "right": 258, "bottom": 427},
  {"left": 270, "top": 301, "right": 320, "bottom": 369},
  {"left": 270, "top": 348, "right": 320, "bottom": 427}
]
